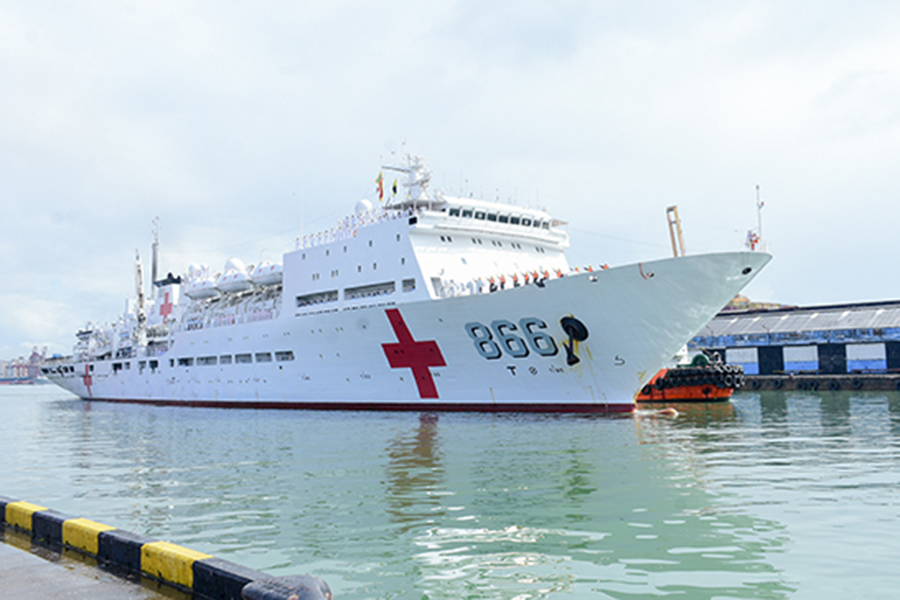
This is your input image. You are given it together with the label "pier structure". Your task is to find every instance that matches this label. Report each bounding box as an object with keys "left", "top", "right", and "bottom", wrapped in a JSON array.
[
  {"left": 1, "top": 495, "right": 331, "bottom": 600},
  {"left": 691, "top": 299, "right": 900, "bottom": 391}
]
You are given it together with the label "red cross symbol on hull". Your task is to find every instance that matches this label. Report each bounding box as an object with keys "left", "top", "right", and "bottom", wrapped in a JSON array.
[
  {"left": 82, "top": 364, "right": 93, "bottom": 397},
  {"left": 381, "top": 308, "right": 446, "bottom": 399}
]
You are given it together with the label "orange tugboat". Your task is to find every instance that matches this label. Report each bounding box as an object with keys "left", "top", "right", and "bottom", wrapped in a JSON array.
[{"left": 635, "top": 354, "right": 744, "bottom": 403}]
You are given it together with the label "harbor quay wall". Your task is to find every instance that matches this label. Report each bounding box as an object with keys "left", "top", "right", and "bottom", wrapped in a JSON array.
[
  {"left": 0, "top": 495, "right": 331, "bottom": 600},
  {"left": 738, "top": 373, "right": 900, "bottom": 392}
]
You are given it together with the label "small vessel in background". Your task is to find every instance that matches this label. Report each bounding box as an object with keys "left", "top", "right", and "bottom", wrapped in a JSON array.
[{"left": 635, "top": 351, "right": 744, "bottom": 403}]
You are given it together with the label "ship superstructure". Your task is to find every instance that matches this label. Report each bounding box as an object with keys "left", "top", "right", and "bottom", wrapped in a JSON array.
[{"left": 44, "top": 155, "right": 771, "bottom": 412}]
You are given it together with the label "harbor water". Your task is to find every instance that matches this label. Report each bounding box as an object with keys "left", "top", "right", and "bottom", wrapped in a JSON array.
[{"left": 2, "top": 386, "right": 900, "bottom": 599}]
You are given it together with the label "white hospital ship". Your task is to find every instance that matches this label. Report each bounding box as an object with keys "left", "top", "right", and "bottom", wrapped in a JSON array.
[{"left": 44, "top": 155, "right": 770, "bottom": 412}]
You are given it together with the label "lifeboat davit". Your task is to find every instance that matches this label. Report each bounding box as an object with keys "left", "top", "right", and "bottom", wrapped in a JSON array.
[{"left": 252, "top": 261, "right": 283, "bottom": 286}]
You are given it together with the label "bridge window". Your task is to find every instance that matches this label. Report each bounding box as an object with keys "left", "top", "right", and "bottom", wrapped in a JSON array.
[
  {"left": 510, "top": 216, "right": 521, "bottom": 225},
  {"left": 461, "top": 209, "right": 473, "bottom": 218},
  {"left": 235, "top": 353, "right": 252, "bottom": 364},
  {"left": 198, "top": 356, "right": 217, "bottom": 366},
  {"left": 275, "top": 350, "right": 295, "bottom": 361},
  {"left": 521, "top": 218, "right": 532, "bottom": 226},
  {"left": 219, "top": 355, "right": 233, "bottom": 365},
  {"left": 403, "top": 278, "right": 416, "bottom": 292},
  {"left": 255, "top": 352, "right": 273, "bottom": 363},
  {"left": 498, "top": 215, "right": 509, "bottom": 224},
  {"left": 474, "top": 211, "right": 486, "bottom": 220},
  {"left": 449, "top": 207, "right": 460, "bottom": 217}
]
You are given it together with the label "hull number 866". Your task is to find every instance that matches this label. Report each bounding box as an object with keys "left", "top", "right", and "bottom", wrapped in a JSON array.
[{"left": 465, "top": 318, "right": 559, "bottom": 360}]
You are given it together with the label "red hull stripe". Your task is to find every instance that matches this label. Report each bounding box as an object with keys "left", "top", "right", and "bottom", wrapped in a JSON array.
[{"left": 75, "top": 398, "right": 635, "bottom": 414}]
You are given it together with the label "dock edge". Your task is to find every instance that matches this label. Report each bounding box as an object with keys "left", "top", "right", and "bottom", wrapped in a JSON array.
[{"left": 0, "top": 494, "right": 329, "bottom": 600}]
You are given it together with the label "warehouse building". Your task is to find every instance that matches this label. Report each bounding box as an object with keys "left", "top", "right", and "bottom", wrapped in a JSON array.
[{"left": 689, "top": 300, "right": 900, "bottom": 376}]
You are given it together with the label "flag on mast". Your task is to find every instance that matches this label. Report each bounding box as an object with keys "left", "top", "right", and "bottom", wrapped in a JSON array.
[
  {"left": 392, "top": 179, "right": 398, "bottom": 197},
  {"left": 376, "top": 171, "right": 384, "bottom": 202}
]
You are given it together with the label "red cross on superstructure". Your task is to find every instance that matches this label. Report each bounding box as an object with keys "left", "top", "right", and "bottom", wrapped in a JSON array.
[
  {"left": 82, "top": 364, "right": 93, "bottom": 397},
  {"left": 159, "top": 291, "right": 173, "bottom": 319},
  {"left": 381, "top": 308, "right": 446, "bottom": 399}
]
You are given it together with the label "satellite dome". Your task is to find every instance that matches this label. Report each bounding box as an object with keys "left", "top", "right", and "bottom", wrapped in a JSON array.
[{"left": 355, "top": 199, "right": 373, "bottom": 214}]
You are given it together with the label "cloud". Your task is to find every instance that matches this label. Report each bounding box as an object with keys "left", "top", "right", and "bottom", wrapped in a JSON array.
[{"left": 2, "top": 0, "right": 900, "bottom": 358}]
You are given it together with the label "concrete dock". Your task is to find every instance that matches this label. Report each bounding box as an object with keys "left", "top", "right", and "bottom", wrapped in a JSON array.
[{"left": 0, "top": 528, "right": 177, "bottom": 600}]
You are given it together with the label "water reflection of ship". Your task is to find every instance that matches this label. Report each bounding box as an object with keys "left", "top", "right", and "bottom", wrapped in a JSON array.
[
  {"left": 635, "top": 401, "right": 736, "bottom": 437},
  {"left": 383, "top": 412, "right": 445, "bottom": 533},
  {"left": 383, "top": 411, "right": 793, "bottom": 598}
]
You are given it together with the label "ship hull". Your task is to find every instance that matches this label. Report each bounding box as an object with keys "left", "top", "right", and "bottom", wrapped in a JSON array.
[{"left": 46, "top": 251, "right": 770, "bottom": 412}]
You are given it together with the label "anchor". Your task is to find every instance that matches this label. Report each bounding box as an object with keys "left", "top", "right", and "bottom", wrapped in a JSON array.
[{"left": 560, "top": 316, "right": 589, "bottom": 366}]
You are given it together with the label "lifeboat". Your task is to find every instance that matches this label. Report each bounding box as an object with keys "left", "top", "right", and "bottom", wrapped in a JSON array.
[
  {"left": 184, "top": 264, "right": 220, "bottom": 299},
  {"left": 217, "top": 258, "right": 254, "bottom": 294},
  {"left": 217, "top": 271, "right": 253, "bottom": 293},
  {"left": 184, "top": 278, "right": 220, "bottom": 299},
  {"left": 636, "top": 357, "right": 744, "bottom": 403},
  {"left": 251, "top": 261, "right": 283, "bottom": 286}
]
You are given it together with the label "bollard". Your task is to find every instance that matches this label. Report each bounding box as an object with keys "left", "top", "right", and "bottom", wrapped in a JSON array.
[{"left": 242, "top": 575, "right": 333, "bottom": 600}]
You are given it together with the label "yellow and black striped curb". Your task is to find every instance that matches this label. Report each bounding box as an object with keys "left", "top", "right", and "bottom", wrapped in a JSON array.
[{"left": 0, "top": 494, "right": 323, "bottom": 600}]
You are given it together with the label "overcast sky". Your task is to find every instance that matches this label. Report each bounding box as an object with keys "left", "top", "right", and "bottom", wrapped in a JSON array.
[{"left": 3, "top": 1, "right": 900, "bottom": 359}]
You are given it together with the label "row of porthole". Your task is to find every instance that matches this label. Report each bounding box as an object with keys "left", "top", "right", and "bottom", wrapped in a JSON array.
[
  {"left": 304, "top": 234, "right": 404, "bottom": 260},
  {"left": 437, "top": 234, "right": 539, "bottom": 253}
]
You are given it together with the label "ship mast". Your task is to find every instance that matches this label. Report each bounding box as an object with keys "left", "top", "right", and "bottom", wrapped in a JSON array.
[
  {"left": 383, "top": 153, "right": 441, "bottom": 211},
  {"left": 151, "top": 216, "right": 160, "bottom": 285},
  {"left": 756, "top": 185, "right": 764, "bottom": 241},
  {"left": 134, "top": 250, "right": 146, "bottom": 331}
]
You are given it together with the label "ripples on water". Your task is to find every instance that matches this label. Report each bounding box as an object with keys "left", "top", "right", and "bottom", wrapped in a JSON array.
[{"left": 2, "top": 387, "right": 900, "bottom": 599}]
